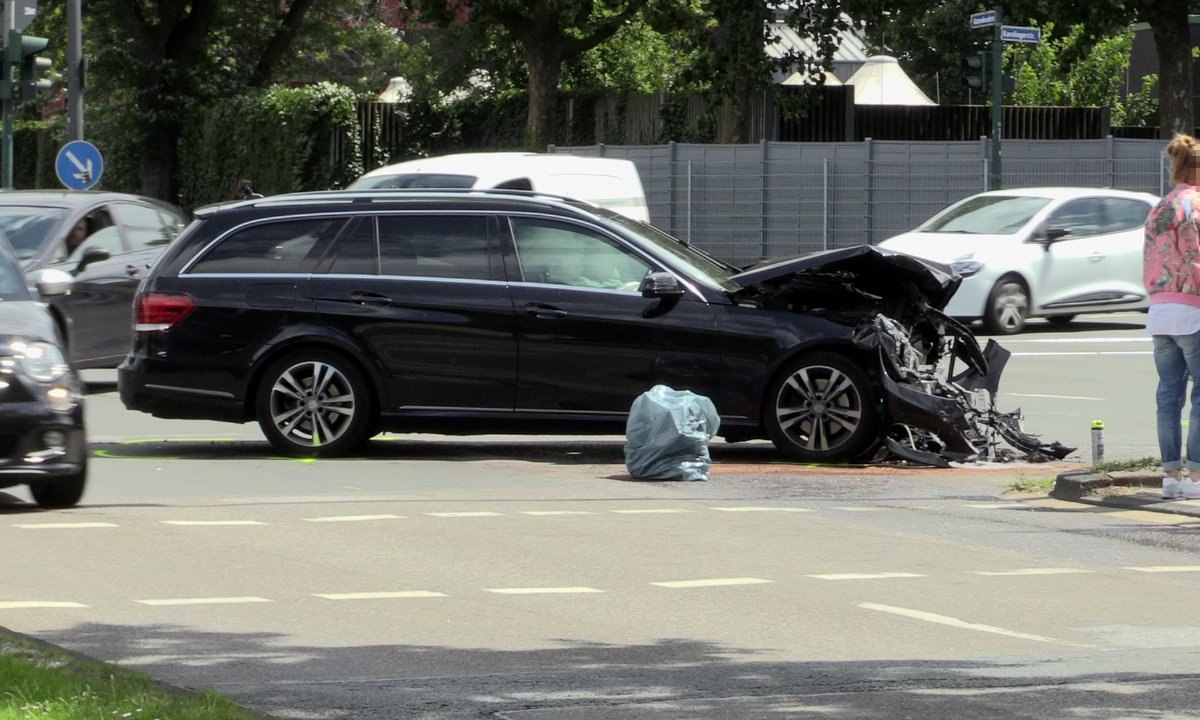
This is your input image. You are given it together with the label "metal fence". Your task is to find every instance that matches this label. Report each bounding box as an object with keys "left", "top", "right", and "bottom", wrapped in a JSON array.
[{"left": 553, "top": 138, "right": 1170, "bottom": 266}]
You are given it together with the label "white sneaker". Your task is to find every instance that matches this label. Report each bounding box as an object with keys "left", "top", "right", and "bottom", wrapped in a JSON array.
[
  {"left": 1180, "top": 479, "right": 1200, "bottom": 499},
  {"left": 1164, "top": 478, "right": 1183, "bottom": 499}
]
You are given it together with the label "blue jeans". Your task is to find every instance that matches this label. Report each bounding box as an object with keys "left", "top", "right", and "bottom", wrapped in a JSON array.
[{"left": 1153, "top": 332, "right": 1200, "bottom": 472}]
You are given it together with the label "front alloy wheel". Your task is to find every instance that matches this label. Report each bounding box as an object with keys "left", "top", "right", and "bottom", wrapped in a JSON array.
[
  {"left": 764, "top": 351, "right": 879, "bottom": 463},
  {"left": 984, "top": 279, "right": 1029, "bottom": 335},
  {"left": 255, "top": 351, "right": 373, "bottom": 457}
]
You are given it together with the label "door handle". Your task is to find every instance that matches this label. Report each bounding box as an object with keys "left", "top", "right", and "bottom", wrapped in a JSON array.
[
  {"left": 349, "top": 291, "right": 392, "bottom": 306},
  {"left": 524, "top": 302, "right": 567, "bottom": 319},
  {"left": 124, "top": 265, "right": 141, "bottom": 277}
]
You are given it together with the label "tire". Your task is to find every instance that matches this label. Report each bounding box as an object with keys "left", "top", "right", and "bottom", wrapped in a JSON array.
[
  {"left": 255, "top": 350, "right": 374, "bottom": 457},
  {"left": 30, "top": 458, "right": 87, "bottom": 508},
  {"left": 763, "top": 351, "right": 880, "bottom": 463},
  {"left": 983, "top": 278, "right": 1030, "bottom": 335},
  {"left": 1046, "top": 314, "right": 1075, "bottom": 326}
]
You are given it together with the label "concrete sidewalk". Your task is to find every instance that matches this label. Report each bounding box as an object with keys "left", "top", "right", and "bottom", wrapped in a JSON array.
[{"left": 1053, "top": 468, "right": 1200, "bottom": 518}]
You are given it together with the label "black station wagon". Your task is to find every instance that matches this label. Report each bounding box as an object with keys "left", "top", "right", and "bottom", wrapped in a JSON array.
[{"left": 118, "top": 189, "right": 1063, "bottom": 465}]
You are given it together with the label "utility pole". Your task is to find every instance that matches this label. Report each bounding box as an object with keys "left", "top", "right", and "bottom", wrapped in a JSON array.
[
  {"left": 66, "top": 0, "right": 81, "bottom": 141},
  {"left": 990, "top": 12, "right": 1003, "bottom": 191}
]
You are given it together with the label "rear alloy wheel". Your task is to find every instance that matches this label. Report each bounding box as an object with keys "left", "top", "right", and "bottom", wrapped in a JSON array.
[
  {"left": 984, "top": 278, "right": 1030, "bottom": 335},
  {"left": 764, "top": 352, "right": 879, "bottom": 463},
  {"left": 255, "top": 350, "right": 373, "bottom": 457}
]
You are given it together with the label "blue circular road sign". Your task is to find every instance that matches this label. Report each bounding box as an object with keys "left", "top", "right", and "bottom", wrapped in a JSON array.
[{"left": 55, "top": 140, "right": 104, "bottom": 190}]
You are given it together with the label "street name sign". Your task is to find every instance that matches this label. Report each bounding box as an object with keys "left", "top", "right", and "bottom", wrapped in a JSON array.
[
  {"left": 0, "top": 0, "right": 37, "bottom": 32},
  {"left": 1001, "top": 25, "right": 1041, "bottom": 43},
  {"left": 55, "top": 140, "right": 103, "bottom": 190},
  {"left": 969, "top": 10, "right": 997, "bottom": 28}
]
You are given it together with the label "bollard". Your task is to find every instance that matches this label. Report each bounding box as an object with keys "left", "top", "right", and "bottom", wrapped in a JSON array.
[{"left": 1091, "top": 420, "right": 1105, "bottom": 465}]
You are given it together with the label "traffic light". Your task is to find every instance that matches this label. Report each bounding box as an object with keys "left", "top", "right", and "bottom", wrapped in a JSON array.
[
  {"left": 961, "top": 52, "right": 986, "bottom": 91},
  {"left": 5, "top": 30, "right": 52, "bottom": 101}
]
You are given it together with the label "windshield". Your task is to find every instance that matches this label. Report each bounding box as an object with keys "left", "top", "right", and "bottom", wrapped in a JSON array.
[
  {"left": 920, "top": 195, "right": 1052, "bottom": 235},
  {"left": 0, "top": 206, "right": 67, "bottom": 260},
  {"left": 0, "top": 236, "right": 31, "bottom": 300},
  {"left": 602, "top": 212, "right": 742, "bottom": 291},
  {"left": 348, "top": 173, "right": 478, "bottom": 190}
]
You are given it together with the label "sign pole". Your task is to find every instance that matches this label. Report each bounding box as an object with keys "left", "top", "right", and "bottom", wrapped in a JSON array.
[
  {"left": 990, "top": 14, "right": 1003, "bottom": 191},
  {"left": 66, "top": 0, "right": 81, "bottom": 141},
  {"left": 2, "top": 3, "right": 13, "bottom": 189}
]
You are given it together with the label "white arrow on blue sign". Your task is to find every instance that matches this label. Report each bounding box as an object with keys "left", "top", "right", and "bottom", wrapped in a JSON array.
[
  {"left": 969, "top": 10, "right": 996, "bottom": 28},
  {"left": 1001, "top": 25, "right": 1041, "bottom": 43},
  {"left": 55, "top": 140, "right": 104, "bottom": 190}
]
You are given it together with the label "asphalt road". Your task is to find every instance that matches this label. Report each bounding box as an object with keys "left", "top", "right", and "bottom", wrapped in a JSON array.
[{"left": 8, "top": 310, "right": 1199, "bottom": 720}]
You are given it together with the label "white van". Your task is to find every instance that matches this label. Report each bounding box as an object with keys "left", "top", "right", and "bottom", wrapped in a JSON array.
[{"left": 347, "top": 152, "right": 650, "bottom": 222}]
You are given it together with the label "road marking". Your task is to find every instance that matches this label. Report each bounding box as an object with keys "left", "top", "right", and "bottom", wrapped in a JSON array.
[
  {"left": 832, "top": 507, "right": 888, "bottom": 512},
  {"left": 1006, "top": 393, "right": 1103, "bottom": 401},
  {"left": 160, "top": 520, "right": 268, "bottom": 526},
  {"left": 303, "top": 514, "right": 405, "bottom": 522},
  {"left": 807, "top": 572, "right": 925, "bottom": 580},
  {"left": 0, "top": 601, "right": 88, "bottom": 609},
  {"left": 972, "top": 568, "right": 1093, "bottom": 576},
  {"left": 859, "top": 603, "right": 1093, "bottom": 647},
  {"left": 612, "top": 509, "right": 695, "bottom": 514},
  {"left": 425, "top": 512, "right": 504, "bottom": 517},
  {"left": 710, "top": 507, "right": 814, "bottom": 513},
  {"left": 1122, "top": 566, "right": 1200, "bottom": 573},
  {"left": 14, "top": 522, "right": 119, "bottom": 529},
  {"left": 485, "top": 587, "right": 605, "bottom": 595},
  {"left": 964, "top": 503, "right": 1029, "bottom": 509},
  {"left": 314, "top": 591, "right": 447, "bottom": 600},
  {"left": 651, "top": 577, "right": 774, "bottom": 588},
  {"left": 1106, "top": 510, "right": 1200, "bottom": 525},
  {"left": 519, "top": 511, "right": 597, "bottom": 516},
  {"left": 137, "top": 596, "right": 272, "bottom": 606},
  {"left": 1010, "top": 351, "right": 1150, "bottom": 357},
  {"left": 1003, "top": 337, "right": 1150, "bottom": 344}
]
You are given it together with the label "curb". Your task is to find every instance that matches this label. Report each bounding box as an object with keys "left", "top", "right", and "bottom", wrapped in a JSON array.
[{"left": 1053, "top": 468, "right": 1200, "bottom": 517}]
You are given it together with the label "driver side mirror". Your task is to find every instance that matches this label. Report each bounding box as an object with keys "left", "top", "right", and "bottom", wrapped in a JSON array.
[
  {"left": 74, "top": 246, "right": 111, "bottom": 273},
  {"left": 639, "top": 271, "right": 686, "bottom": 299},
  {"left": 32, "top": 268, "right": 74, "bottom": 298},
  {"left": 1041, "top": 227, "right": 1072, "bottom": 243}
]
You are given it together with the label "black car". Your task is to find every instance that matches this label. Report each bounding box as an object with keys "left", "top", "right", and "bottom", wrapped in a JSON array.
[
  {"left": 0, "top": 240, "right": 88, "bottom": 507},
  {"left": 1, "top": 191, "right": 186, "bottom": 368},
  {"left": 118, "top": 189, "right": 1066, "bottom": 465}
]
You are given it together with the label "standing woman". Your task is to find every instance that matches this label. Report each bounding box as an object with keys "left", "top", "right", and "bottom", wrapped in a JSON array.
[{"left": 1144, "top": 133, "right": 1200, "bottom": 499}]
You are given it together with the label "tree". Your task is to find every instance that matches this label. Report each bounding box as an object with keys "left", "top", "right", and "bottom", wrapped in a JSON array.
[
  {"left": 687, "top": 0, "right": 852, "bottom": 143},
  {"left": 403, "top": 0, "right": 659, "bottom": 150},
  {"left": 86, "top": 0, "right": 325, "bottom": 203}
]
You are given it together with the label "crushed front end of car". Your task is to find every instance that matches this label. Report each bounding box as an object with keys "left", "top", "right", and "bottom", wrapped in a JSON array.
[{"left": 733, "top": 245, "right": 1075, "bottom": 466}]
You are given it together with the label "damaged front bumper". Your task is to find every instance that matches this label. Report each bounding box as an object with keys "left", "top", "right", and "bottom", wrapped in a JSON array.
[{"left": 853, "top": 310, "right": 1075, "bottom": 467}]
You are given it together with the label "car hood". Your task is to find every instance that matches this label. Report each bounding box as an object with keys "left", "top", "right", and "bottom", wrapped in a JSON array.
[
  {"left": 730, "top": 244, "right": 961, "bottom": 310},
  {"left": 876, "top": 231, "right": 1014, "bottom": 265},
  {"left": 0, "top": 300, "right": 58, "bottom": 345}
]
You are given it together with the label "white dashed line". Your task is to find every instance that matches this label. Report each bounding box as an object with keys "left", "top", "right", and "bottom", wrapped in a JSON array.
[
  {"left": 14, "top": 522, "right": 118, "bottom": 529},
  {"left": 519, "top": 511, "right": 597, "bottom": 516},
  {"left": 485, "top": 587, "right": 605, "bottom": 595},
  {"left": 832, "top": 507, "right": 888, "bottom": 512},
  {"left": 314, "top": 591, "right": 447, "bottom": 600},
  {"left": 303, "top": 514, "right": 405, "bottom": 523},
  {"left": 973, "top": 568, "right": 1094, "bottom": 576},
  {"left": 1006, "top": 393, "right": 1104, "bottom": 401},
  {"left": 426, "top": 512, "right": 504, "bottom": 518},
  {"left": 651, "top": 577, "right": 773, "bottom": 588},
  {"left": 1122, "top": 566, "right": 1200, "bottom": 573},
  {"left": 859, "top": 602, "right": 1094, "bottom": 647},
  {"left": 1011, "top": 351, "right": 1150, "bottom": 357},
  {"left": 137, "top": 596, "right": 272, "bottom": 606},
  {"left": 612, "top": 509, "right": 695, "bottom": 514},
  {"left": 0, "top": 601, "right": 88, "bottom": 609},
  {"left": 160, "top": 520, "right": 267, "bottom": 526},
  {"left": 806, "top": 572, "right": 925, "bottom": 580},
  {"left": 709, "top": 507, "right": 813, "bottom": 513}
]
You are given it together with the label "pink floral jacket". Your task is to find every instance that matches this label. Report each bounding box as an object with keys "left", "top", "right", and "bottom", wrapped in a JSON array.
[{"left": 1145, "top": 183, "right": 1200, "bottom": 307}]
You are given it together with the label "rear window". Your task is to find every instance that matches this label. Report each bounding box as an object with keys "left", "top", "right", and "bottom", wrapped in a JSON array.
[
  {"left": 348, "top": 173, "right": 477, "bottom": 190},
  {"left": 188, "top": 218, "right": 344, "bottom": 274}
]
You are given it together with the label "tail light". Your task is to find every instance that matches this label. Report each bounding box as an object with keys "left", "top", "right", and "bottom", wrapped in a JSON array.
[{"left": 134, "top": 292, "right": 195, "bottom": 332}]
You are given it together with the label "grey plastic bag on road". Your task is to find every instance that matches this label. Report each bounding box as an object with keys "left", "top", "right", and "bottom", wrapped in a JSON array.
[{"left": 624, "top": 385, "right": 721, "bottom": 481}]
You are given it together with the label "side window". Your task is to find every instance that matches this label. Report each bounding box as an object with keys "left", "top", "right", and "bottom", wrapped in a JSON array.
[
  {"left": 60, "top": 208, "right": 118, "bottom": 262},
  {"left": 328, "top": 217, "right": 378, "bottom": 274},
  {"left": 1044, "top": 198, "right": 1107, "bottom": 239},
  {"left": 1104, "top": 199, "right": 1151, "bottom": 233},
  {"left": 510, "top": 218, "right": 651, "bottom": 292},
  {"left": 190, "top": 218, "right": 343, "bottom": 274},
  {"left": 111, "top": 202, "right": 178, "bottom": 250},
  {"left": 377, "top": 215, "right": 491, "bottom": 280}
]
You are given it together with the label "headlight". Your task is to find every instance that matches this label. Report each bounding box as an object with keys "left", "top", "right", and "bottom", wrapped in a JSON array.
[
  {"left": 10, "top": 341, "right": 69, "bottom": 383},
  {"left": 950, "top": 259, "right": 985, "bottom": 278}
]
